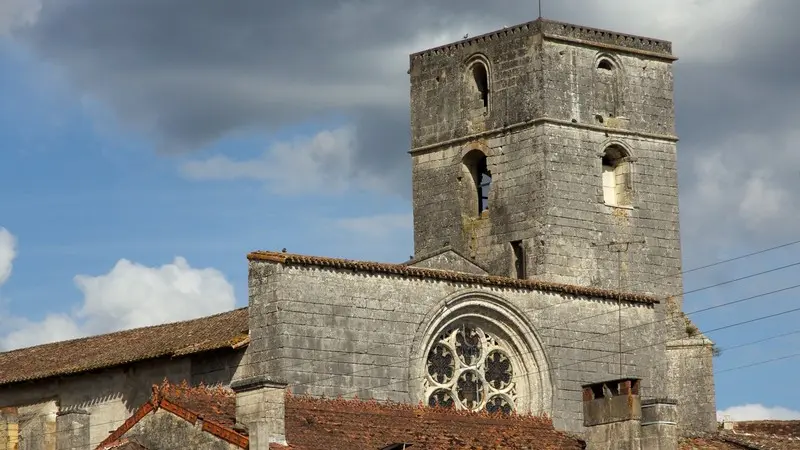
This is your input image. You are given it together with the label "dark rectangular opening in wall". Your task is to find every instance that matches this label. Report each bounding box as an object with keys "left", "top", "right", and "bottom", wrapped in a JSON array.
[
  {"left": 511, "top": 240, "right": 525, "bottom": 279},
  {"left": 591, "top": 384, "right": 604, "bottom": 399}
]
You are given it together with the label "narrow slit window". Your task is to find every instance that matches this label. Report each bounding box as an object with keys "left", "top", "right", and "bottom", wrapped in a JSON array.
[
  {"left": 511, "top": 240, "right": 525, "bottom": 279},
  {"left": 476, "top": 156, "right": 491, "bottom": 213}
]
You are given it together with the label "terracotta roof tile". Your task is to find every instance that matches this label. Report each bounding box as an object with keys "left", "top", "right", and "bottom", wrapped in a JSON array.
[
  {"left": 0, "top": 308, "right": 249, "bottom": 386},
  {"left": 733, "top": 421, "right": 800, "bottom": 438},
  {"left": 680, "top": 436, "right": 749, "bottom": 449},
  {"left": 680, "top": 426, "right": 800, "bottom": 450},
  {"left": 722, "top": 432, "right": 800, "bottom": 449},
  {"left": 248, "top": 250, "right": 659, "bottom": 304},
  {"left": 97, "top": 381, "right": 247, "bottom": 450},
  {"left": 105, "top": 383, "right": 585, "bottom": 450},
  {"left": 98, "top": 438, "right": 149, "bottom": 450},
  {"left": 280, "top": 395, "right": 585, "bottom": 450},
  {"left": 157, "top": 380, "right": 237, "bottom": 429}
]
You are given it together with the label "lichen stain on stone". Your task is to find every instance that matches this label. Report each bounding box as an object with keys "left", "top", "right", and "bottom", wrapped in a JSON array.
[
  {"left": 461, "top": 214, "right": 483, "bottom": 258},
  {"left": 605, "top": 116, "right": 630, "bottom": 129}
]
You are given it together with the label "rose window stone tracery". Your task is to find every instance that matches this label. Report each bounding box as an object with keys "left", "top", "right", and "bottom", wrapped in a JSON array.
[{"left": 424, "top": 324, "right": 517, "bottom": 414}]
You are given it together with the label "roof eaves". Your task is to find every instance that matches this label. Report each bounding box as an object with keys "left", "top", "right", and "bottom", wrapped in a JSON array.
[
  {"left": 1, "top": 334, "right": 249, "bottom": 387},
  {"left": 248, "top": 251, "right": 660, "bottom": 304}
]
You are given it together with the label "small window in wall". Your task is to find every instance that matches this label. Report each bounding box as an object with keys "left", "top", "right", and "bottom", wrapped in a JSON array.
[
  {"left": 602, "top": 145, "right": 633, "bottom": 207},
  {"left": 597, "top": 58, "right": 614, "bottom": 71},
  {"left": 471, "top": 62, "right": 490, "bottom": 110},
  {"left": 511, "top": 240, "right": 525, "bottom": 279}
]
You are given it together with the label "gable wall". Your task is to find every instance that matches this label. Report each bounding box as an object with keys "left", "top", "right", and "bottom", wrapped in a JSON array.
[
  {"left": 122, "top": 409, "right": 240, "bottom": 450},
  {"left": 246, "top": 260, "right": 667, "bottom": 432}
]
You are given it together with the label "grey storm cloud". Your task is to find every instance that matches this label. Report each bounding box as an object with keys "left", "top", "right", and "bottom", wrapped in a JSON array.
[{"left": 8, "top": 0, "right": 800, "bottom": 252}]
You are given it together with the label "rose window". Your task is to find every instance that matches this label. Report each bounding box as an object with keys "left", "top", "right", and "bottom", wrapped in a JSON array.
[{"left": 424, "top": 325, "right": 517, "bottom": 413}]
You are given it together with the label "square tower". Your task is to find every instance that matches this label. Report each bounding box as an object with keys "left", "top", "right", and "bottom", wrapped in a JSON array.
[{"left": 409, "top": 19, "right": 682, "bottom": 298}]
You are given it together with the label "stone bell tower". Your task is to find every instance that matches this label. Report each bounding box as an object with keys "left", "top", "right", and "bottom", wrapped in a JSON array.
[
  {"left": 408, "top": 19, "right": 717, "bottom": 433},
  {"left": 408, "top": 18, "right": 682, "bottom": 299}
]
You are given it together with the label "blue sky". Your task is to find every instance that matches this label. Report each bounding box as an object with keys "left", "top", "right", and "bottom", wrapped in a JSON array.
[{"left": 1, "top": 0, "right": 799, "bottom": 422}]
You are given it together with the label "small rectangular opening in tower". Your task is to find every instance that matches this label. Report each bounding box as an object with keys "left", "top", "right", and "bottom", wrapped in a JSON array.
[{"left": 511, "top": 240, "right": 525, "bottom": 279}]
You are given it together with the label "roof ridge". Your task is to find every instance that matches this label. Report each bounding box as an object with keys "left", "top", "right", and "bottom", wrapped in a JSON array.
[
  {"left": 0, "top": 307, "right": 247, "bottom": 355},
  {"left": 96, "top": 380, "right": 246, "bottom": 450},
  {"left": 248, "top": 250, "right": 661, "bottom": 304},
  {"left": 0, "top": 308, "right": 249, "bottom": 386}
]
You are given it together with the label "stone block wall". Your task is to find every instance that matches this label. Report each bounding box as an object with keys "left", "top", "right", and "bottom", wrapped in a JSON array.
[
  {"left": 411, "top": 123, "right": 682, "bottom": 298},
  {"left": 123, "top": 409, "right": 239, "bottom": 450},
  {"left": 408, "top": 19, "right": 674, "bottom": 151},
  {"left": 666, "top": 338, "right": 717, "bottom": 433},
  {"left": 409, "top": 20, "right": 682, "bottom": 300},
  {"left": 0, "top": 351, "right": 245, "bottom": 449},
  {"left": 246, "top": 260, "right": 668, "bottom": 432},
  {"left": 539, "top": 39, "right": 676, "bottom": 136}
]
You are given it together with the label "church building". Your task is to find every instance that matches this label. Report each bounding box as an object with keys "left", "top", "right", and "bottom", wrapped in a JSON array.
[{"left": 0, "top": 18, "right": 736, "bottom": 450}]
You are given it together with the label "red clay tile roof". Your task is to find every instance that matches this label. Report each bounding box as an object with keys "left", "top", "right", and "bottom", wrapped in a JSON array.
[
  {"left": 98, "top": 439, "right": 149, "bottom": 450},
  {"left": 102, "top": 382, "right": 800, "bottom": 450},
  {"left": 248, "top": 250, "right": 659, "bottom": 304},
  {"left": 722, "top": 431, "right": 800, "bottom": 450},
  {"left": 98, "top": 381, "right": 248, "bottom": 450},
  {"left": 733, "top": 421, "right": 800, "bottom": 438},
  {"left": 680, "top": 436, "right": 750, "bottom": 449},
  {"left": 106, "top": 381, "right": 585, "bottom": 450},
  {"left": 158, "top": 380, "right": 237, "bottom": 429},
  {"left": 0, "top": 308, "right": 249, "bottom": 386},
  {"left": 680, "top": 425, "right": 800, "bottom": 450},
  {"left": 276, "top": 395, "right": 585, "bottom": 450}
]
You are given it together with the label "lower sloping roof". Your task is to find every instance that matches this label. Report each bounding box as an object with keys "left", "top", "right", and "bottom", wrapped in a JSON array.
[
  {"left": 99, "top": 439, "right": 149, "bottom": 450},
  {"left": 277, "top": 395, "right": 586, "bottom": 450},
  {"left": 103, "top": 381, "right": 585, "bottom": 450},
  {"left": 0, "top": 308, "right": 249, "bottom": 386},
  {"left": 680, "top": 436, "right": 750, "bottom": 449},
  {"left": 680, "top": 427, "right": 800, "bottom": 450},
  {"left": 97, "top": 381, "right": 247, "bottom": 450}
]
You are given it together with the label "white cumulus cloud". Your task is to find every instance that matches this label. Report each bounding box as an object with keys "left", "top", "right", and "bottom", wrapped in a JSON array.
[
  {"left": 0, "top": 256, "right": 236, "bottom": 350},
  {"left": 0, "top": 228, "right": 16, "bottom": 286},
  {"left": 718, "top": 404, "right": 800, "bottom": 421}
]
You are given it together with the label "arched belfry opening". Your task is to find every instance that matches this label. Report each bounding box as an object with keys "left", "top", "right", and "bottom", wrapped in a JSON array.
[
  {"left": 471, "top": 62, "right": 490, "bottom": 109},
  {"left": 597, "top": 58, "right": 614, "bottom": 71},
  {"left": 594, "top": 55, "right": 622, "bottom": 118},
  {"left": 601, "top": 144, "right": 633, "bottom": 207},
  {"left": 464, "top": 55, "right": 491, "bottom": 114},
  {"left": 461, "top": 150, "right": 491, "bottom": 216}
]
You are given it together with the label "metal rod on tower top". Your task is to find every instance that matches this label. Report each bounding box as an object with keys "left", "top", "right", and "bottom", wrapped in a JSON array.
[{"left": 538, "top": 0, "right": 542, "bottom": 18}]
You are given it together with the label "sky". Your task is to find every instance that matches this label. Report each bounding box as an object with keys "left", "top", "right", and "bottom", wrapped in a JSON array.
[{"left": 0, "top": 0, "right": 799, "bottom": 422}]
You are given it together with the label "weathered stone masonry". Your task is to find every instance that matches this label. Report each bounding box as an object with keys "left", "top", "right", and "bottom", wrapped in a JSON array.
[
  {"left": 409, "top": 19, "right": 682, "bottom": 299},
  {"left": 245, "top": 252, "right": 665, "bottom": 432},
  {"left": 0, "top": 18, "right": 718, "bottom": 449},
  {"left": 406, "top": 18, "right": 716, "bottom": 432}
]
